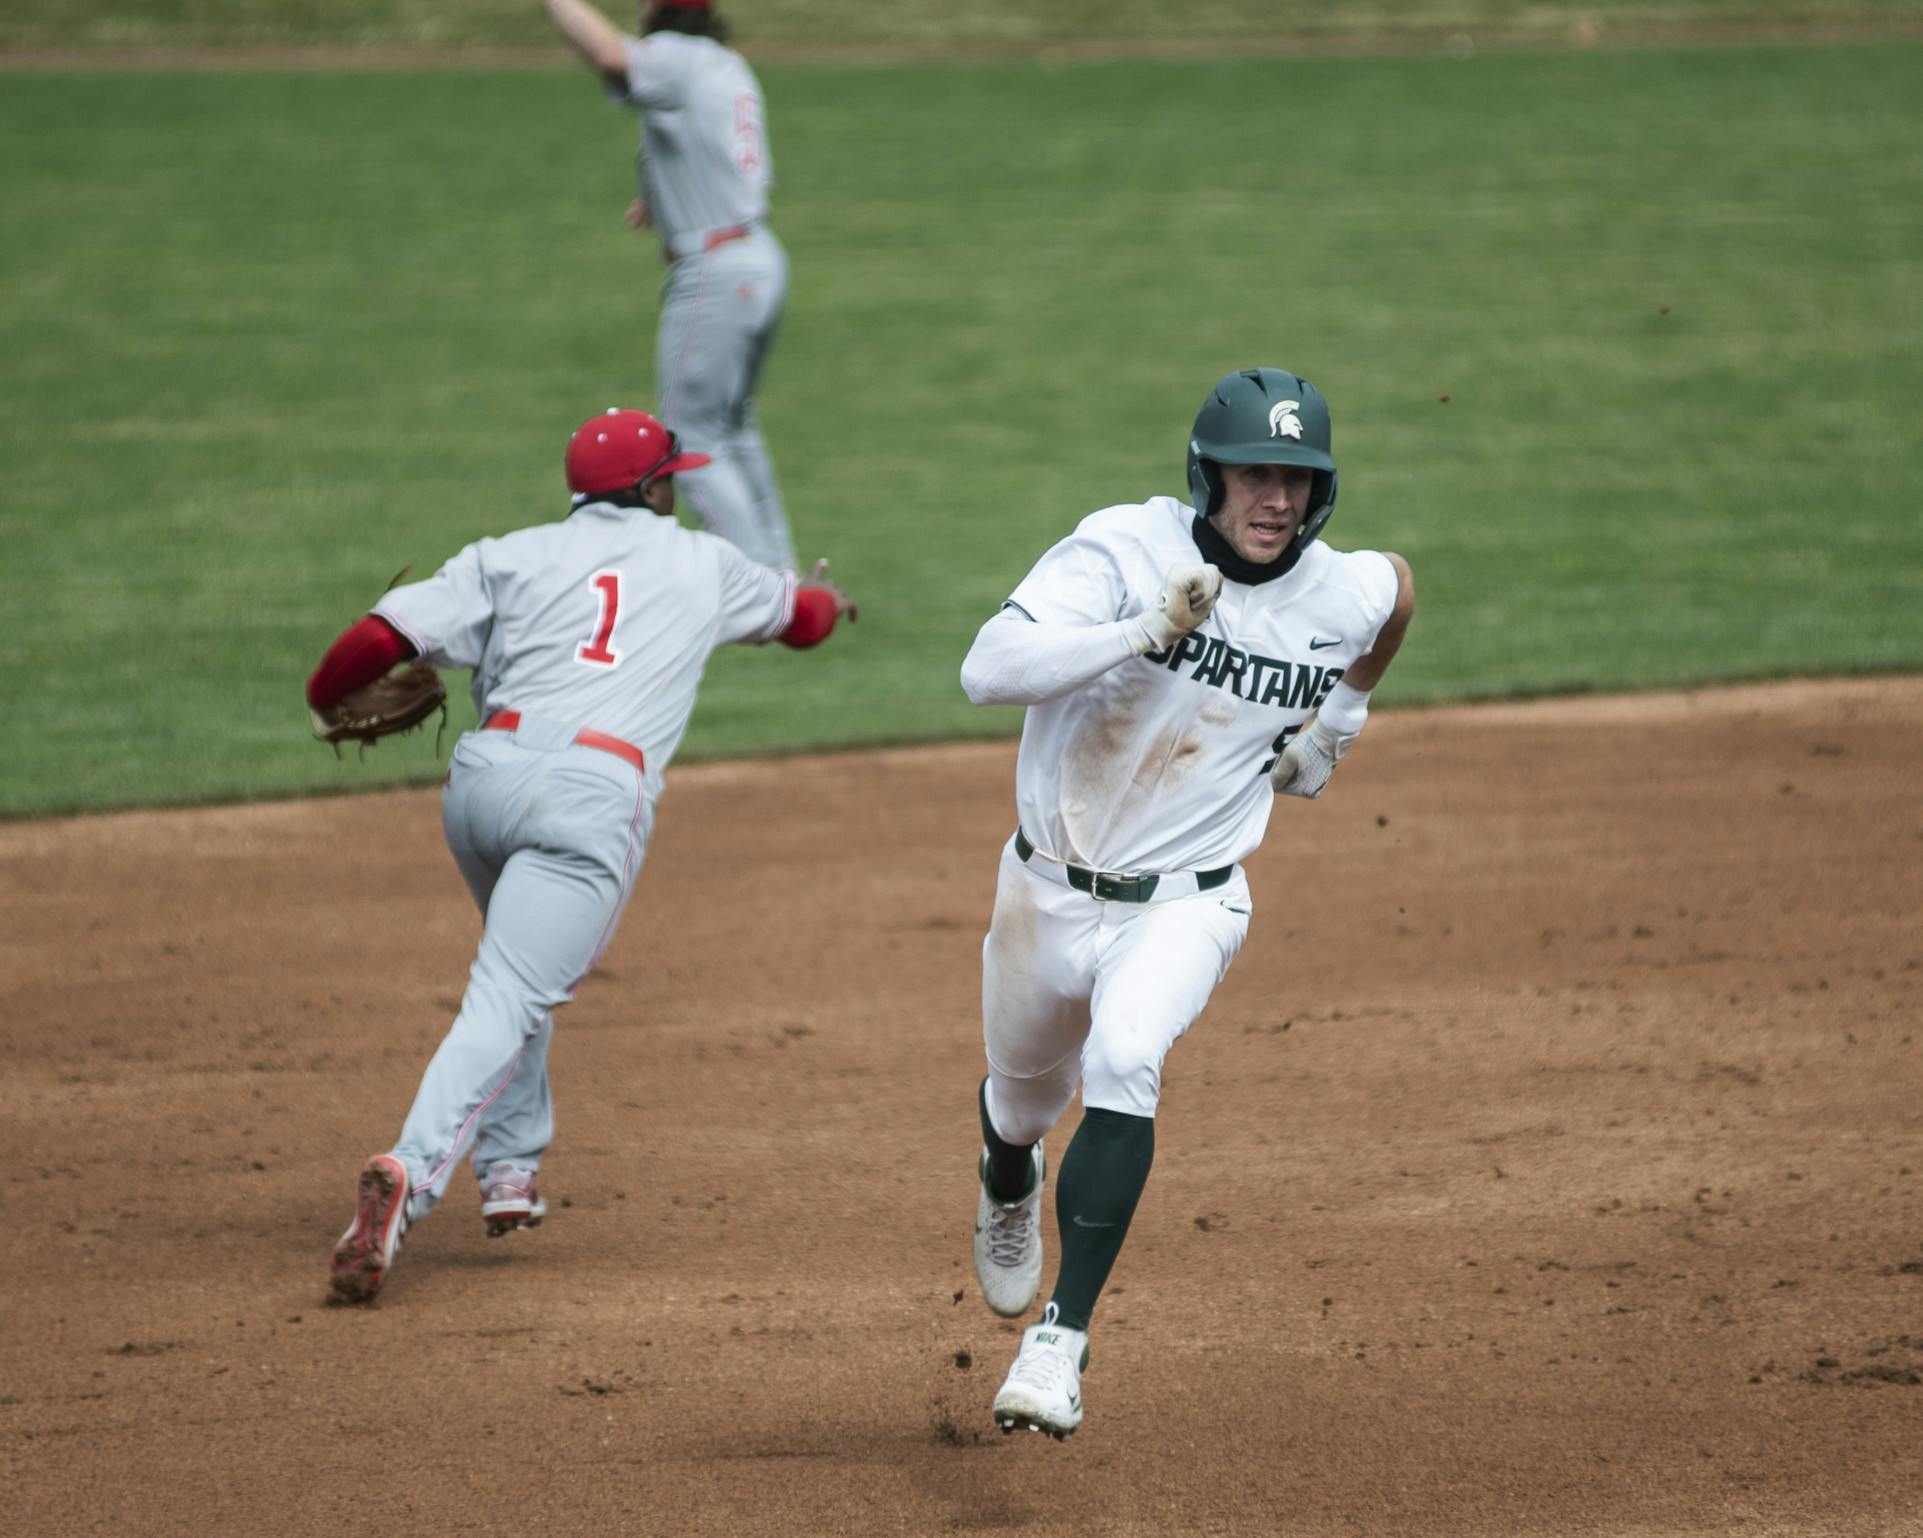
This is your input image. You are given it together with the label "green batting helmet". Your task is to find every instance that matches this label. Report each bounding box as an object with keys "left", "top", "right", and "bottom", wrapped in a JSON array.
[{"left": 1186, "top": 367, "right": 1339, "bottom": 556}]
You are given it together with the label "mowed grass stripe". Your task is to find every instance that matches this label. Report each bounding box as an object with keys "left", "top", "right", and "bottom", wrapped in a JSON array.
[{"left": 8, "top": 0, "right": 1923, "bottom": 51}]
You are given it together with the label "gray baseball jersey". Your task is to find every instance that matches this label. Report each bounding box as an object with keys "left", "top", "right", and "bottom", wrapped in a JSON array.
[
  {"left": 616, "top": 31, "right": 771, "bottom": 260},
  {"left": 375, "top": 502, "right": 795, "bottom": 800}
]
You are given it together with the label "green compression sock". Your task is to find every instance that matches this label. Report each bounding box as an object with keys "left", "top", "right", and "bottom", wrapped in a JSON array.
[
  {"left": 1048, "top": 1106, "right": 1154, "bottom": 1332},
  {"left": 979, "top": 1077, "right": 1040, "bottom": 1203}
]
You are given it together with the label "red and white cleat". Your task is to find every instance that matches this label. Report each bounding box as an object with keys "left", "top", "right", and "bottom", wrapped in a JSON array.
[
  {"left": 329, "top": 1154, "right": 410, "bottom": 1303},
  {"left": 480, "top": 1164, "right": 549, "bottom": 1238}
]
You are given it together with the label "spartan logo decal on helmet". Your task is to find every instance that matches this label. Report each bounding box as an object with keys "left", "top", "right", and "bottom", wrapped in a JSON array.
[{"left": 1188, "top": 367, "right": 1339, "bottom": 558}]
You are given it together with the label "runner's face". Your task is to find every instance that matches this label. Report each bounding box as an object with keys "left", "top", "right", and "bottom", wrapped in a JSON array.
[{"left": 1210, "top": 462, "right": 1314, "bottom": 563}]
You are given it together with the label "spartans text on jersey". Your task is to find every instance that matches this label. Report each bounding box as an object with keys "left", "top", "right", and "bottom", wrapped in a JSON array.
[{"left": 1142, "top": 631, "right": 1345, "bottom": 711}]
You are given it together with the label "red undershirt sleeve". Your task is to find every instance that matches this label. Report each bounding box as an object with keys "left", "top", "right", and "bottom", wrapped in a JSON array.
[
  {"left": 778, "top": 586, "right": 840, "bottom": 650},
  {"left": 306, "top": 615, "right": 418, "bottom": 709}
]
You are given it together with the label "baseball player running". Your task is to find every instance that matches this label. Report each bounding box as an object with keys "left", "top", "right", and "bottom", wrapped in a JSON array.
[
  {"left": 959, "top": 367, "right": 1415, "bottom": 1437},
  {"left": 310, "top": 407, "right": 854, "bottom": 1303},
  {"left": 542, "top": 0, "right": 798, "bottom": 572}
]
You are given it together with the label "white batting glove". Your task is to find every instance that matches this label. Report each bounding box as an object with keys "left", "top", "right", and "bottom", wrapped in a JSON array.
[
  {"left": 1131, "top": 563, "right": 1223, "bottom": 654},
  {"left": 1270, "top": 712, "right": 1360, "bottom": 799}
]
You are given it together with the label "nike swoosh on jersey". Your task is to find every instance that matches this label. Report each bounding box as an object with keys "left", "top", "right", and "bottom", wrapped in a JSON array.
[{"left": 1308, "top": 636, "right": 1342, "bottom": 650}]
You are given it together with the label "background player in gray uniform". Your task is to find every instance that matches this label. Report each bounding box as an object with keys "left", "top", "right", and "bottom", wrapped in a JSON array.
[
  {"left": 309, "top": 407, "right": 852, "bottom": 1302},
  {"left": 958, "top": 367, "right": 1416, "bottom": 1437},
  {"left": 542, "top": 0, "right": 797, "bottom": 571}
]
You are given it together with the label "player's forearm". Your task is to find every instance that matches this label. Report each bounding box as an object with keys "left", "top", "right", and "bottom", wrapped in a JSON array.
[
  {"left": 306, "top": 615, "right": 416, "bottom": 710},
  {"left": 542, "top": 0, "right": 628, "bottom": 76},
  {"left": 960, "top": 611, "right": 1142, "bottom": 707}
]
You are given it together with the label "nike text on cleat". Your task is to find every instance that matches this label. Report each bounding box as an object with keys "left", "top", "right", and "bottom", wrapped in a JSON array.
[
  {"left": 330, "top": 1153, "right": 410, "bottom": 1304},
  {"left": 972, "top": 1142, "right": 1045, "bottom": 1318},
  {"left": 479, "top": 1163, "right": 549, "bottom": 1237},
  {"left": 991, "top": 1303, "right": 1089, "bottom": 1440}
]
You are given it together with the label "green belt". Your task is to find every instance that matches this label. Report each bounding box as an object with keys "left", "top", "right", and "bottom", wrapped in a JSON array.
[{"left": 1015, "top": 828, "right": 1231, "bottom": 904}]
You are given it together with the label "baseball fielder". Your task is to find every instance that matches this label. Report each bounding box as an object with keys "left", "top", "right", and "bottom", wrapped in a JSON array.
[
  {"left": 311, "top": 407, "right": 853, "bottom": 1302},
  {"left": 542, "top": 0, "right": 797, "bottom": 572},
  {"left": 959, "top": 367, "right": 1415, "bottom": 1437}
]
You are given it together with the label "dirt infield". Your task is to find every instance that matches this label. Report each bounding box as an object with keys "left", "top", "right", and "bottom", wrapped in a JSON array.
[{"left": 4, "top": 677, "right": 1920, "bottom": 1537}]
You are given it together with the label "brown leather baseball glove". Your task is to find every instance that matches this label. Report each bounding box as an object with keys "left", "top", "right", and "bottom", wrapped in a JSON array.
[{"left": 311, "top": 661, "right": 448, "bottom": 753}]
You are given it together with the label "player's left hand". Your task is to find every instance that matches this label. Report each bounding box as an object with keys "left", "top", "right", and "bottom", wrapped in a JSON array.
[
  {"left": 626, "top": 198, "right": 652, "bottom": 230},
  {"left": 311, "top": 661, "right": 448, "bottom": 753},
  {"left": 803, "top": 558, "right": 858, "bottom": 622},
  {"left": 1270, "top": 712, "right": 1359, "bottom": 799}
]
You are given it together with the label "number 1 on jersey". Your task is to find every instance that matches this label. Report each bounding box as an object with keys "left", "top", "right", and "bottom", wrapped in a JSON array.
[{"left": 577, "top": 571, "right": 623, "bottom": 667}]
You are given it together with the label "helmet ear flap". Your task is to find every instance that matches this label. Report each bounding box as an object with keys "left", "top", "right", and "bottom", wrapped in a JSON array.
[
  {"left": 1186, "top": 444, "right": 1226, "bottom": 521},
  {"left": 1295, "top": 467, "right": 1339, "bottom": 552}
]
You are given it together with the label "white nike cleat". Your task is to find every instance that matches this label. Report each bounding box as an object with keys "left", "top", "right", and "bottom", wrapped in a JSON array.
[
  {"left": 992, "top": 1303, "right": 1088, "bottom": 1440},
  {"left": 973, "top": 1142, "right": 1045, "bottom": 1318},
  {"left": 479, "top": 1162, "right": 548, "bottom": 1237}
]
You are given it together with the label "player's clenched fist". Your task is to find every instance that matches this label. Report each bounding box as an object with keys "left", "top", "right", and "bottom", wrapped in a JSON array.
[
  {"left": 1131, "top": 563, "right": 1223, "bottom": 654},
  {"left": 1270, "top": 712, "right": 1359, "bottom": 799}
]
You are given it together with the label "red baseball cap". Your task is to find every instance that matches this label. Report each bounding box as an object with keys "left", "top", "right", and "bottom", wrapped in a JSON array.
[{"left": 565, "top": 408, "right": 711, "bottom": 496}]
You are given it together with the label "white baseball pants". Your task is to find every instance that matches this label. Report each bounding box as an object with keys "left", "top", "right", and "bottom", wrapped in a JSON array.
[{"left": 981, "top": 834, "right": 1251, "bottom": 1143}]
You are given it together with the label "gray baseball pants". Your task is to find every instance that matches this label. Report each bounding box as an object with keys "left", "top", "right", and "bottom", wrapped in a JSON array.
[
  {"left": 655, "top": 224, "right": 796, "bottom": 571},
  {"left": 389, "top": 721, "right": 652, "bottom": 1223}
]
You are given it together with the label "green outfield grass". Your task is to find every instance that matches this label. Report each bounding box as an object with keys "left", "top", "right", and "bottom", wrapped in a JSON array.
[{"left": 2, "top": 40, "right": 1920, "bottom": 816}]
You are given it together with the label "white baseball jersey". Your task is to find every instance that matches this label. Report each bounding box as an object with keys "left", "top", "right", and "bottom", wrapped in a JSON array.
[
  {"left": 1001, "top": 496, "right": 1399, "bottom": 874},
  {"left": 374, "top": 501, "right": 795, "bottom": 798},
  {"left": 616, "top": 32, "right": 772, "bottom": 260}
]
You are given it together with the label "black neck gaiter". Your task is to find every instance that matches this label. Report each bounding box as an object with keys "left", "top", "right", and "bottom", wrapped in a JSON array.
[{"left": 1190, "top": 513, "right": 1302, "bottom": 585}]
